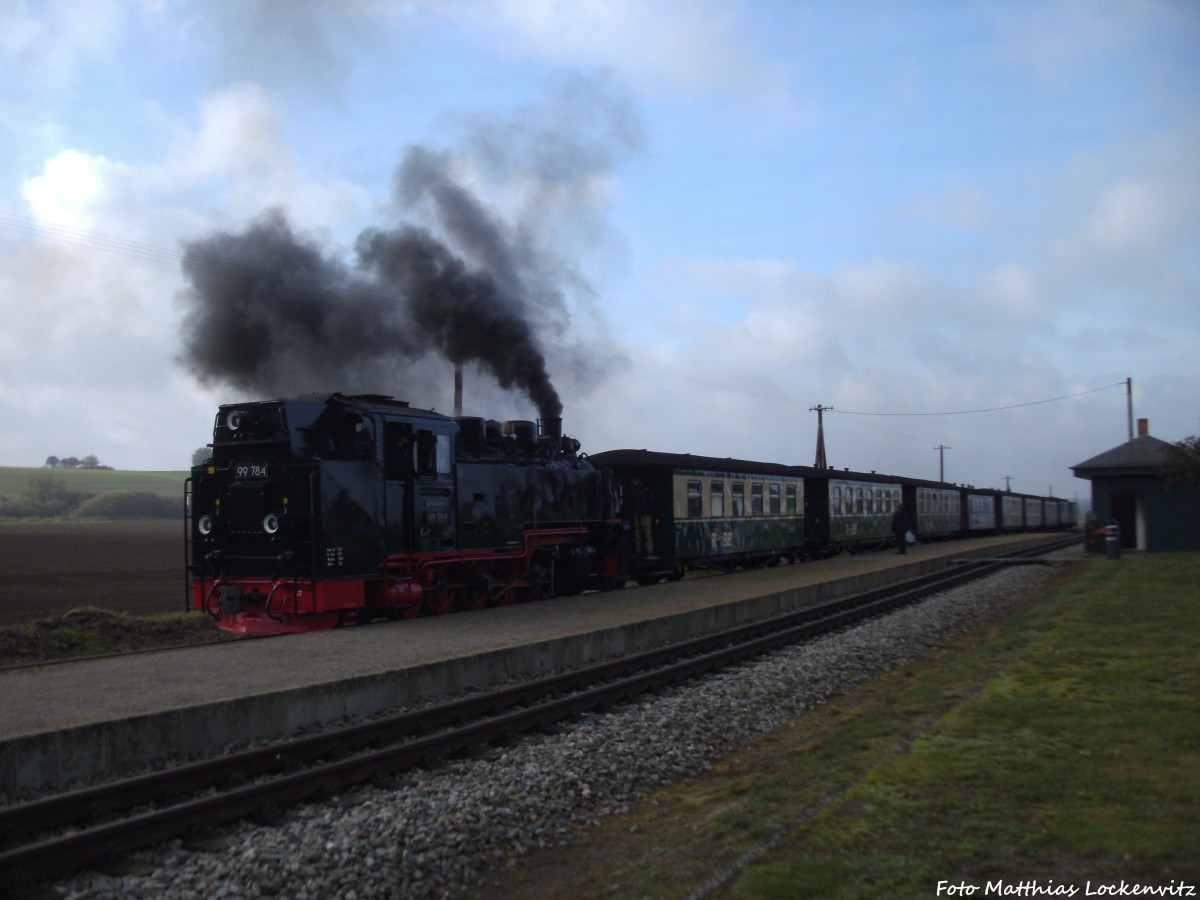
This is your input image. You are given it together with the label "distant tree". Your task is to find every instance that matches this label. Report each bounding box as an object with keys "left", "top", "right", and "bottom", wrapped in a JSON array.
[
  {"left": 192, "top": 447, "right": 213, "bottom": 467},
  {"left": 44, "top": 455, "right": 60, "bottom": 468},
  {"left": 60, "top": 456, "right": 81, "bottom": 469},
  {"left": 1160, "top": 435, "right": 1200, "bottom": 486},
  {"left": 81, "top": 454, "right": 100, "bottom": 468}
]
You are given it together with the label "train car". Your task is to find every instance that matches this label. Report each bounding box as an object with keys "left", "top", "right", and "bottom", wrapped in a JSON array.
[
  {"left": 187, "top": 393, "right": 622, "bottom": 633},
  {"left": 588, "top": 449, "right": 808, "bottom": 582},
  {"left": 1022, "top": 495, "right": 1045, "bottom": 530},
  {"left": 806, "top": 469, "right": 904, "bottom": 554},
  {"left": 999, "top": 493, "right": 1025, "bottom": 532},
  {"left": 903, "top": 479, "right": 964, "bottom": 541},
  {"left": 965, "top": 489, "right": 1001, "bottom": 535}
]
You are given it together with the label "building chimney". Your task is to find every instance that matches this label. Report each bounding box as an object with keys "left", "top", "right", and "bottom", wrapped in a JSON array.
[{"left": 1137, "top": 418, "right": 1149, "bottom": 437}]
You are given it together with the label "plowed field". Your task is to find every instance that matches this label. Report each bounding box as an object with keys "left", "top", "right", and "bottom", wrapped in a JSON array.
[{"left": 0, "top": 521, "right": 182, "bottom": 628}]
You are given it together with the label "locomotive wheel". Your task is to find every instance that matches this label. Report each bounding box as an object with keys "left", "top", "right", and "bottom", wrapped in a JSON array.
[
  {"left": 424, "top": 580, "right": 453, "bottom": 616},
  {"left": 459, "top": 570, "right": 489, "bottom": 611}
]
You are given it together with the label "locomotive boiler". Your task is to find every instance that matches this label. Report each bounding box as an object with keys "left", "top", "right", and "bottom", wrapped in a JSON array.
[{"left": 187, "top": 393, "right": 625, "bottom": 633}]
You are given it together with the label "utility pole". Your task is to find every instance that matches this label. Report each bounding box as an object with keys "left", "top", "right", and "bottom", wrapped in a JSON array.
[
  {"left": 1126, "top": 376, "right": 1134, "bottom": 442},
  {"left": 1003, "top": 475, "right": 1013, "bottom": 491},
  {"left": 810, "top": 405, "right": 832, "bottom": 468},
  {"left": 935, "top": 445, "right": 950, "bottom": 482}
]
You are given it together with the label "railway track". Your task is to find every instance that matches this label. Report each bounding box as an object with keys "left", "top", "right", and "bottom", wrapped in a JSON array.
[{"left": 0, "top": 536, "right": 1078, "bottom": 892}]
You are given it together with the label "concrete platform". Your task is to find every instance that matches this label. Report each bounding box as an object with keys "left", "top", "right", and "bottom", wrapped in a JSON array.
[{"left": 0, "top": 534, "right": 1066, "bottom": 799}]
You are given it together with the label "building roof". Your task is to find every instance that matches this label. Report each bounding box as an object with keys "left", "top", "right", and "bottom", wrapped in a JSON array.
[{"left": 1072, "top": 434, "right": 1173, "bottom": 477}]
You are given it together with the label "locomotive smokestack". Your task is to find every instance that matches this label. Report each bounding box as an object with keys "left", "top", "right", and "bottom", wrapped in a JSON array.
[
  {"left": 543, "top": 415, "right": 562, "bottom": 447},
  {"left": 454, "top": 366, "right": 463, "bottom": 416}
]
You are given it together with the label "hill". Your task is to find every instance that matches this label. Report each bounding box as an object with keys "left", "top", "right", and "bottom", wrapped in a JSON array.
[
  {"left": 0, "top": 466, "right": 188, "bottom": 499},
  {"left": 0, "top": 467, "right": 190, "bottom": 519}
]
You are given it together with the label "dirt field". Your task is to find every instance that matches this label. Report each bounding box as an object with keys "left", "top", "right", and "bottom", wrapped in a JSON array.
[{"left": 0, "top": 520, "right": 184, "bottom": 628}]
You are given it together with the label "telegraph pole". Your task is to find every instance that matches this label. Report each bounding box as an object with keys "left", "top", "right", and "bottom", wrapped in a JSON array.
[
  {"left": 810, "top": 405, "right": 832, "bottom": 468},
  {"left": 935, "top": 445, "right": 950, "bottom": 482},
  {"left": 1003, "top": 475, "right": 1013, "bottom": 491},
  {"left": 1126, "top": 376, "right": 1134, "bottom": 442}
]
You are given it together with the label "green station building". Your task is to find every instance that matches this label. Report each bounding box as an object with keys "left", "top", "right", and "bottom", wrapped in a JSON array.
[{"left": 1072, "top": 419, "right": 1200, "bottom": 552}]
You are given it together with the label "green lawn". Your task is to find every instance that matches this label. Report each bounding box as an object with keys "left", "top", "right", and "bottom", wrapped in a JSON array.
[{"left": 730, "top": 555, "right": 1199, "bottom": 897}]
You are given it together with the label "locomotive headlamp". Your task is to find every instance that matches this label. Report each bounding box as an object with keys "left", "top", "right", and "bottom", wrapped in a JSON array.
[
  {"left": 262, "top": 512, "right": 281, "bottom": 534},
  {"left": 226, "top": 410, "right": 244, "bottom": 431},
  {"left": 198, "top": 514, "right": 214, "bottom": 536}
]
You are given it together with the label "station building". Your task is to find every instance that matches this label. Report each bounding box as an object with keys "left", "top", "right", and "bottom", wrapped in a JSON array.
[{"left": 1071, "top": 419, "right": 1200, "bottom": 552}]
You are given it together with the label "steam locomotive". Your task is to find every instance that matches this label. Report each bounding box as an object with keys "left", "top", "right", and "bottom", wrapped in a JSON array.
[
  {"left": 187, "top": 393, "right": 1074, "bottom": 634},
  {"left": 187, "top": 393, "right": 623, "bottom": 633}
]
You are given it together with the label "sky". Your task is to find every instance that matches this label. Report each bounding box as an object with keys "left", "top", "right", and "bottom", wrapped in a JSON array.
[{"left": 1, "top": 0, "right": 1197, "bottom": 507}]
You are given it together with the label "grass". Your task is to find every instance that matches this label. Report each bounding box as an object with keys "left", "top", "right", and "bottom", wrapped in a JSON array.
[
  {"left": 481, "top": 554, "right": 1200, "bottom": 899},
  {"left": 730, "top": 555, "right": 1200, "bottom": 897},
  {"left": 0, "top": 466, "right": 188, "bottom": 499},
  {"left": 0, "top": 607, "right": 237, "bottom": 665}
]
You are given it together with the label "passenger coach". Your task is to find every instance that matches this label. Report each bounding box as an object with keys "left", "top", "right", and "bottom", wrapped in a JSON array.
[{"left": 589, "top": 450, "right": 808, "bottom": 583}]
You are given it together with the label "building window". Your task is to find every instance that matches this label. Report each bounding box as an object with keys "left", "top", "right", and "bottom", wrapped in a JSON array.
[
  {"left": 687, "top": 480, "right": 702, "bottom": 518},
  {"left": 732, "top": 482, "right": 745, "bottom": 517},
  {"left": 711, "top": 480, "right": 724, "bottom": 517}
]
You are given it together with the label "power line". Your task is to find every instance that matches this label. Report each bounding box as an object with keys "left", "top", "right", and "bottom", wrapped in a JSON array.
[{"left": 831, "top": 381, "right": 1127, "bottom": 416}]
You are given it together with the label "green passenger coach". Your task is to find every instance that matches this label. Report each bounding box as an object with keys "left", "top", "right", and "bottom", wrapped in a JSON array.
[{"left": 588, "top": 450, "right": 808, "bottom": 583}]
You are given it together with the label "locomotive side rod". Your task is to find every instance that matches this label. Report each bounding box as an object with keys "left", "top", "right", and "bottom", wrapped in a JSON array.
[{"left": 0, "top": 536, "right": 1077, "bottom": 890}]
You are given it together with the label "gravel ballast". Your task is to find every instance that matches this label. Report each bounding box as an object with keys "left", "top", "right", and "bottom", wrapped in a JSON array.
[{"left": 57, "top": 560, "right": 1069, "bottom": 899}]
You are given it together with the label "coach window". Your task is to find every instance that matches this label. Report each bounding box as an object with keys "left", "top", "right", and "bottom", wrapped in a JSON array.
[
  {"left": 832, "top": 486, "right": 841, "bottom": 515},
  {"left": 751, "top": 483, "right": 764, "bottom": 516},
  {"left": 687, "top": 480, "right": 702, "bottom": 518},
  {"left": 769, "top": 484, "right": 781, "bottom": 516},
  {"left": 855, "top": 488, "right": 864, "bottom": 515},
  {"left": 786, "top": 484, "right": 797, "bottom": 515},
  {"left": 711, "top": 480, "right": 725, "bottom": 517},
  {"left": 732, "top": 482, "right": 745, "bottom": 517}
]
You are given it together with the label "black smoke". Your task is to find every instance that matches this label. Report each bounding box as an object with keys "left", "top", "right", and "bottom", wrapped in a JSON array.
[
  {"left": 178, "top": 80, "right": 643, "bottom": 419},
  {"left": 179, "top": 203, "right": 562, "bottom": 417}
]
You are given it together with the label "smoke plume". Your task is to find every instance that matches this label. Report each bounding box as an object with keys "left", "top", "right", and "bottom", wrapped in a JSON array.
[
  {"left": 178, "top": 80, "right": 642, "bottom": 419},
  {"left": 178, "top": 166, "right": 563, "bottom": 417}
]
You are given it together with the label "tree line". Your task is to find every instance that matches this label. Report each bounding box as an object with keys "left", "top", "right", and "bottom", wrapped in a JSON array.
[{"left": 44, "top": 455, "right": 114, "bottom": 470}]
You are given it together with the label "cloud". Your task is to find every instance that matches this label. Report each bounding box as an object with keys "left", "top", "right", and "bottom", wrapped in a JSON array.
[{"left": 454, "top": 0, "right": 794, "bottom": 109}]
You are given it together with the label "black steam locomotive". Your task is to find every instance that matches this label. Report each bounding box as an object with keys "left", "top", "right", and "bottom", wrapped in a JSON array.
[{"left": 188, "top": 393, "right": 623, "bottom": 633}]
